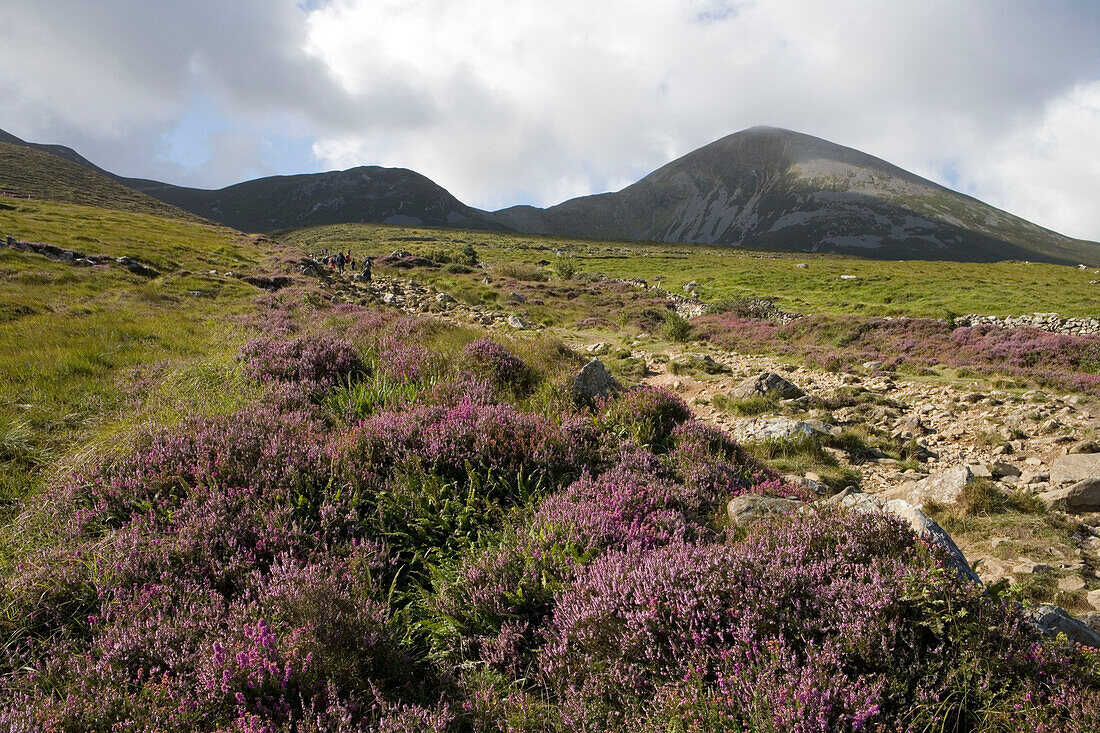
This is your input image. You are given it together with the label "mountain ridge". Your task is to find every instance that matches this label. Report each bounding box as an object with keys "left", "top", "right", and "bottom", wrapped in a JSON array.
[{"left": 3, "top": 125, "right": 1097, "bottom": 265}]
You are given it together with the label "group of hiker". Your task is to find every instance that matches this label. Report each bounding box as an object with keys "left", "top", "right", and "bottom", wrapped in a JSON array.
[{"left": 314, "top": 248, "right": 373, "bottom": 281}]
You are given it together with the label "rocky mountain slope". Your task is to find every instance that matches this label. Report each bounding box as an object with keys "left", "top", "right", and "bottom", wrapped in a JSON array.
[{"left": 493, "top": 126, "right": 1100, "bottom": 266}]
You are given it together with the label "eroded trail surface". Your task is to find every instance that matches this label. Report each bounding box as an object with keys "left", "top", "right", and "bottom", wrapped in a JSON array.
[{"left": 634, "top": 344, "right": 1100, "bottom": 594}]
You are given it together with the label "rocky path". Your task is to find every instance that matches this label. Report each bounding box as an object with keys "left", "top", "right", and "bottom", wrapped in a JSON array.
[
  {"left": 631, "top": 344, "right": 1100, "bottom": 607},
  {"left": 635, "top": 345, "right": 1099, "bottom": 496}
]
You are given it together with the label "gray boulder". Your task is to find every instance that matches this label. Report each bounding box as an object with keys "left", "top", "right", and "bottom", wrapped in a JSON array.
[
  {"left": 895, "top": 464, "right": 985, "bottom": 507},
  {"left": 116, "top": 256, "right": 159, "bottom": 278},
  {"left": 991, "top": 462, "right": 1021, "bottom": 479},
  {"left": 730, "top": 372, "right": 805, "bottom": 401},
  {"left": 507, "top": 315, "right": 528, "bottom": 329},
  {"left": 727, "top": 494, "right": 805, "bottom": 527},
  {"left": 1024, "top": 605, "right": 1100, "bottom": 649},
  {"left": 729, "top": 417, "right": 828, "bottom": 443},
  {"left": 1051, "top": 453, "right": 1100, "bottom": 484},
  {"left": 1037, "top": 478, "right": 1100, "bottom": 513},
  {"left": 571, "top": 358, "right": 621, "bottom": 405}
]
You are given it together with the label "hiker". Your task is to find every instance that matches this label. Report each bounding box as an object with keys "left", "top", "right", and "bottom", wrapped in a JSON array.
[
  {"left": 336, "top": 252, "right": 346, "bottom": 272},
  {"left": 362, "top": 257, "right": 372, "bottom": 283}
]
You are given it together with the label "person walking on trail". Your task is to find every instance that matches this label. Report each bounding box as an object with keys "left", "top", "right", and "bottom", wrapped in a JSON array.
[
  {"left": 336, "top": 252, "right": 346, "bottom": 273},
  {"left": 362, "top": 257, "right": 372, "bottom": 283}
]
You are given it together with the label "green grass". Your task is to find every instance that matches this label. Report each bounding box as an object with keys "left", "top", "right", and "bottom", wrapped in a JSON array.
[
  {"left": 0, "top": 198, "right": 289, "bottom": 504},
  {"left": 275, "top": 222, "right": 1100, "bottom": 319},
  {"left": 0, "top": 143, "right": 203, "bottom": 222}
]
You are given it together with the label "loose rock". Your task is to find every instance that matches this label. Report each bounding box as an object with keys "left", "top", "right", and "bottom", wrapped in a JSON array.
[
  {"left": 726, "top": 494, "right": 805, "bottom": 527},
  {"left": 1038, "top": 478, "right": 1100, "bottom": 513},
  {"left": 571, "top": 358, "right": 621, "bottom": 405},
  {"left": 1050, "top": 453, "right": 1100, "bottom": 484},
  {"left": 1024, "top": 605, "right": 1100, "bottom": 649},
  {"left": 730, "top": 372, "right": 805, "bottom": 401}
]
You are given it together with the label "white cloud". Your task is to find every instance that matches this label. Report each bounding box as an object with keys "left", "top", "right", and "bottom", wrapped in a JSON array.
[
  {"left": 1, "top": 0, "right": 1099, "bottom": 239},
  {"left": 956, "top": 81, "right": 1100, "bottom": 242},
  {"left": 301, "top": 0, "right": 1100, "bottom": 238}
]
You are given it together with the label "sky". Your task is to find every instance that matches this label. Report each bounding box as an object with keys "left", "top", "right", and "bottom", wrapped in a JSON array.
[{"left": 2, "top": 0, "right": 1099, "bottom": 241}]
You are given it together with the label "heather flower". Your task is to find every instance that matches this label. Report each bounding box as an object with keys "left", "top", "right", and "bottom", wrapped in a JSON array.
[
  {"left": 538, "top": 508, "right": 1100, "bottom": 731},
  {"left": 462, "top": 338, "right": 535, "bottom": 394},
  {"left": 237, "top": 333, "right": 364, "bottom": 397},
  {"left": 669, "top": 419, "right": 809, "bottom": 503}
]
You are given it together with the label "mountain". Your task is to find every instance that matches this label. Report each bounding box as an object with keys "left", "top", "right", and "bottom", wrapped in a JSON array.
[
  {"left": 123, "top": 167, "right": 506, "bottom": 233},
  {"left": 0, "top": 141, "right": 206, "bottom": 223},
  {"left": 492, "top": 126, "right": 1100, "bottom": 266},
  {"left": 0, "top": 128, "right": 506, "bottom": 234},
  {"left": 4, "top": 125, "right": 1098, "bottom": 265}
]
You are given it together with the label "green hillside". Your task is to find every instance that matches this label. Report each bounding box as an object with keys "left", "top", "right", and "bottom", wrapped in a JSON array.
[
  {"left": 0, "top": 143, "right": 206, "bottom": 223},
  {"left": 280, "top": 221, "right": 1100, "bottom": 319},
  {"left": 0, "top": 198, "right": 288, "bottom": 500}
]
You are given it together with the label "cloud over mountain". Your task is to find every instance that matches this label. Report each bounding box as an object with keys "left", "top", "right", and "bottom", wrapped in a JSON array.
[{"left": 2, "top": 0, "right": 1098, "bottom": 239}]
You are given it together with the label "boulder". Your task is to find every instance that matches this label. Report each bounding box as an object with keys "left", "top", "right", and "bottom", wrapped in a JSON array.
[
  {"left": 1069, "top": 440, "right": 1100, "bottom": 455},
  {"left": 726, "top": 494, "right": 805, "bottom": 527},
  {"left": 991, "top": 462, "right": 1022, "bottom": 479},
  {"left": 571, "top": 358, "right": 621, "bottom": 405},
  {"left": 1024, "top": 605, "right": 1100, "bottom": 649},
  {"left": 730, "top": 372, "right": 805, "bottom": 401},
  {"left": 116, "top": 256, "right": 159, "bottom": 278},
  {"left": 435, "top": 292, "right": 456, "bottom": 304},
  {"left": 507, "top": 315, "right": 529, "bottom": 329},
  {"left": 1037, "top": 478, "right": 1100, "bottom": 513},
  {"left": 895, "top": 464, "right": 986, "bottom": 507},
  {"left": 1020, "top": 470, "right": 1049, "bottom": 485},
  {"left": 1051, "top": 453, "right": 1100, "bottom": 484},
  {"left": 837, "top": 493, "right": 981, "bottom": 585},
  {"left": 728, "top": 417, "right": 828, "bottom": 443},
  {"left": 897, "top": 414, "right": 929, "bottom": 435},
  {"left": 1087, "top": 589, "right": 1100, "bottom": 612}
]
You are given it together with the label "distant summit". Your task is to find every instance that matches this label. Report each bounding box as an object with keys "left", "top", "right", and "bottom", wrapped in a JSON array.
[
  {"left": 3, "top": 125, "right": 1098, "bottom": 265},
  {"left": 123, "top": 166, "right": 507, "bottom": 233},
  {"left": 492, "top": 126, "right": 1099, "bottom": 265},
  {"left": 0, "top": 128, "right": 503, "bottom": 233}
]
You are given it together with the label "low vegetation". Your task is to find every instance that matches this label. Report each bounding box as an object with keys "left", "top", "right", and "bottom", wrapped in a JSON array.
[
  {"left": 3, "top": 199, "right": 1100, "bottom": 730},
  {"left": 281, "top": 221, "right": 1100, "bottom": 318}
]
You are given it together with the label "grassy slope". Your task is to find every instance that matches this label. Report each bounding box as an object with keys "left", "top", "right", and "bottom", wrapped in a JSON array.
[
  {"left": 280, "top": 222, "right": 1100, "bottom": 318},
  {"left": 0, "top": 143, "right": 206, "bottom": 223},
  {"left": 0, "top": 198, "right": 281, "bottom": 502}
]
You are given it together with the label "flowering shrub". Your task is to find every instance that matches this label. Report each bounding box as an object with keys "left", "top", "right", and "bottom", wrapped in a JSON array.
[
  {"left": 377, "top": 337, "right": 432, "bottom": 383},
  {"left": 535, "top": 458, "right": 690, "bottom": 554},
  {"left": 237, "top": 333, "right": 364, "bottom": 397},
  {"left": 696, "top": 313, "right": 1100, "bottom": 394},
  {"left": 66, "top": 406, "right": 331, "bottom": 534},
  {"left": 538, "top": 509, "right": 1100, "bottom": 731},
  {"left": 669, "top": 419, "right": 809, "bottom": 502},
  {"left": 334, "top": 400, "right": 595, "bottom": 486},
  {"left": 462, "top": 338, "right": 534, "bottom": 394}
]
